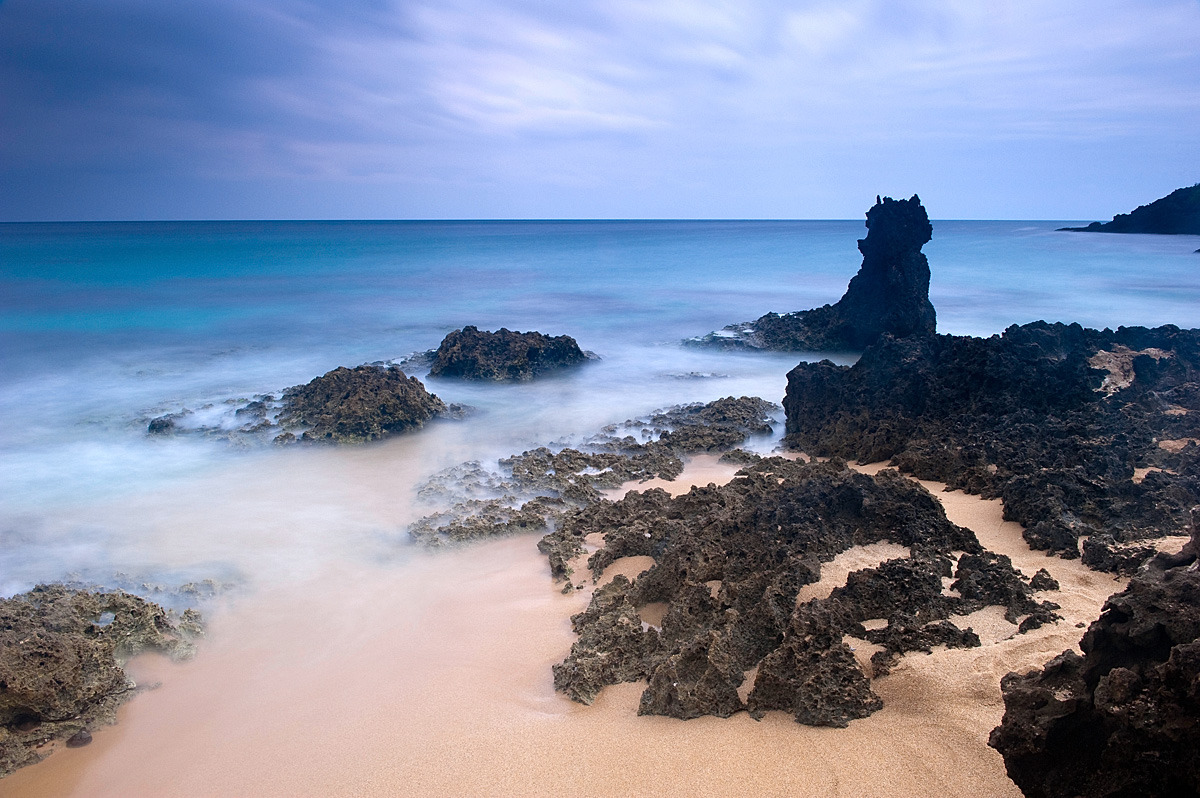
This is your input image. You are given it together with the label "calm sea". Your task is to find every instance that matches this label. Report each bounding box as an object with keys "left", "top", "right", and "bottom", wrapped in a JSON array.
[{"left": 2, "top": 219, "right": 1198, "bottom": 597}]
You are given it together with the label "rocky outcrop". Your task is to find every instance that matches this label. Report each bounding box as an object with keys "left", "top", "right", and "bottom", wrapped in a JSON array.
[
  {"left": 545, "top": 457, "right": 1059, "bottom": 725},
  {"left": 428, "top": 326, "right": 588, "bottom": 381},
  {"left": 0, "top": 585, "right": 201, "bottom": 777},
  {"left": 692, "top": 195, "right": 936, "bottom": 351},
  {"left": 276, "top": 364, "right": 446, "bottom": 443},
  {"left": 989, "top": 524, "right": 1200, "bottom": 798},
  {"left": 408, "top": 396, "right": 779, "bottom": 548},
  {"left": 783, "top": 322, "right": 1200, "bottom": 561},
  {"left": 1059, "top": 183, "right": 1200, "bottom": 235}
]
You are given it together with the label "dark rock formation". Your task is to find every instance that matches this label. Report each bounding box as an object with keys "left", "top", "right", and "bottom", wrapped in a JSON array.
[
  {"left": 428, "top": 326, "right": 588, "bottom": 381},
  {"left": 409, "top": 396, "right": 778, "bottom": 548},
  {"left": 276, "top": 364, "right": 446, "bottom": 443},
  {"left": 544, "top": 457, "right": 1055, "bottom": 725},
  {"left": 1059, "top": 183, "right": 1200, "bottom": 235},
  {"left": 990, "top": 529, "right": 1200, "bottom": 798},
  {"left": 783, "top": 322, "right": 1200, "bottom": 560},
  {"left": 692, "top": 195, "right": 936, "bottom": 351},
  {"left": 0, "top": 585, "right": 201, "bottom": 777}
]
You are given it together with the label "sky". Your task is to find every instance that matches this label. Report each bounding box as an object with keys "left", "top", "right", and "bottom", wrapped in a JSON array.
[{"left": 1, "top": 0, "right": 1198, "bottom": 221}]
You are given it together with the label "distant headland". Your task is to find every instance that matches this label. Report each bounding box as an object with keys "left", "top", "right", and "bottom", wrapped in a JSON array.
[{"left": 1059, "top": 183, "right": 1200, "bottom": 237}]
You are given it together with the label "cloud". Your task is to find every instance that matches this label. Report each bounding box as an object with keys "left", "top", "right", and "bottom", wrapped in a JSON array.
[{"left": 0, "top": 0, "right": 1197, "bottom": 218}]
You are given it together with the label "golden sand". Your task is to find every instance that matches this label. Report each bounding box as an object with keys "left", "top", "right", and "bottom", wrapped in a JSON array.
[{"left": 3, "top": 456, "right": 1127, "bottom": 797}]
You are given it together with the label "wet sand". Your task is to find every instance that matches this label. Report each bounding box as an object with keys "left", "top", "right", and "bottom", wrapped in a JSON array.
[{"left": 4, "top": 457, "right": 1130, "bottom": 797}]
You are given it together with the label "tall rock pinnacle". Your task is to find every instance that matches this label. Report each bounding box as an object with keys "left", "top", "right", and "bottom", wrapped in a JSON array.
[{"left": 692, "top": 194, "right": 937, "bottom": 351}]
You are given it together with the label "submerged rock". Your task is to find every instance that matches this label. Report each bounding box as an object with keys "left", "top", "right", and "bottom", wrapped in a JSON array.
[
  {"left": 409, "top": 396, "right": 778, "bottom": 549},
  {"left": 428, "top": 326, "right": 588, "bottom": 381},
  {"left": 990, "top": 524, "right": 1200, "bottom": 798},
  {"left": 1059, "top": 183, "right": 1200, "bottom": 235},
  {"left": 0, "top": 585, "right": 201, "bottom": 777},
  {"left": 783, "top": 322, "right": 1200, "bottom": 560},
  {"left": 277, "top": 364, "right": 446, "bottom": 443},
  {"left": 692, "top": 195, "right": 936, "bottom": 351}
]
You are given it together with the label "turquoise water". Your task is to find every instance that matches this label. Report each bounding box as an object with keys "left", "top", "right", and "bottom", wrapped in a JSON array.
[{"left": 2, "top": 219, "right": 1198, "bottom": 594}]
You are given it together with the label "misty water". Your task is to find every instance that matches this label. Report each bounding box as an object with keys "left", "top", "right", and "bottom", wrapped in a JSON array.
[{"left": 2, "top": 219, "right": 1199, "bottom": 601}]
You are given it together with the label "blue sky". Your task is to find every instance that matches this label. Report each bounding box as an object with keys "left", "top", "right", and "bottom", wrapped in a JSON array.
[{"left": 1, "top": 0, "right": 1198, "bottom": 220}]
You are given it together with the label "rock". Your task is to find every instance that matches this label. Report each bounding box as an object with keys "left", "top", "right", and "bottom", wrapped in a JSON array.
[
  {"left": 0, "top": 585, "right": 201, "bottom": 777},
  {"left": 692, "top": 195, "right": 936, "bottom": 351},
  {"left": 989, "top": 535, "right": 1200, "bottom": 797},
  {"left": 783, "top": 321, "right": 1200, "bottom": 560},
  {"left": 428, "top": 326, "right": 588, "bottom": 381},
  {"left": 277, "top": 364, "right": 446, "bottom": 443},
  {"left": 546, "top": 457, "right": 1050, "bottom": 723},
  {"left": 1059, "top": 183, "right": 1200, "bottom": 235},
  {"left": 409, "top": 396, "right": 778, "bottom": 550},
  {"left": 146, "top": 415, "right": 176, "bottom": 434},
  {"left": 65, "top": 730, "right": 92, "bottom": 748}
]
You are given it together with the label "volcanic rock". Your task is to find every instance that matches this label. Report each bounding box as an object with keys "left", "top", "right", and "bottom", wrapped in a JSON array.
[
  {"left": 409, "top": 396, "right": 778, "bottom": 549},
  {"left": 545, "top": 457, "right": 1052, "bottom": 724},
  {"left": 428, "top": 326, "right": 588, "bottom": 381},
  {"left": 693, "top": 195, "right": 936, "bottom": 351},
  {"left": 783, "top": 322, "right": 1200, "bottom": 560},
  {"left": 277, "top": 364, "right": 446, "bottom": 443},
  {"left": 1059, "top": 183, "right": 1200, "bottom": 235},
  {"left": 989, "top": 529, "right": 1200, "bottom": 798},
  {"left": 0, "top": 585, "right": 201, "bottom": 777}
]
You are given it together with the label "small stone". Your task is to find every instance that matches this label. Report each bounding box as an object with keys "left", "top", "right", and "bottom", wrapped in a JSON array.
[{"left": 65, "top": 730, "right": 93, "bottom": 748}]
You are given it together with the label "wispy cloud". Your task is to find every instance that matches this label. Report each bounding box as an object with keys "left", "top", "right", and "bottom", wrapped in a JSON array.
[{"left": 1, "top": 0, "right": 1197, "bottom": 218}]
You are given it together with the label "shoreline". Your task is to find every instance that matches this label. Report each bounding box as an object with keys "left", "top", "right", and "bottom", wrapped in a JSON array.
[{"left": 3, "top": 456, "right": 1133, "bottom": 797}]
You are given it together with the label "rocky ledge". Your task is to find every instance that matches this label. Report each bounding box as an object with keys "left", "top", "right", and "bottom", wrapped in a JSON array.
[
  {"left": 408, "top": 396, "right": 779, "bottom": 547},
  {"left": 784, "top": 322, "right": 1200, "bottom": 570},
  {"left": 542, "top": 457, "right": 1061, "bottom": 723},
  {"left": 692, "top": 195, "right": 936, "bottom": 351},
  {"left": 428, "top": 326, "right": 589, "bottom": 381},
  {"left": 1059, "top": 183, "right": 1200, "bottom": 235},
  {"left": 0, "top": 585, "right": 202, "bottom": 777},
  {"left": 989, "top": 516, "right": 1200, "bottom": 798}
]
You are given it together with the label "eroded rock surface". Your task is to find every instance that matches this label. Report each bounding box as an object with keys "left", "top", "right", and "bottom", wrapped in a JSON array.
[
  {"left": 0, "top": 585, "right": 201, "bottom": 777},
  {"left": 428, "top": 326, "right": 588, "bottom": 381},
  {"left": 784, "top": 322, "right": 1200, "bottom": 564},
  {"left": 693, "top": 195, "right": 936, "bottom": 351},
  {"left": 546, "top": 458, "right": 1058, "bottom": 725},
  {"left": 277, "top": 364, "right": 446, "bottom": 443},
  {"left": 990, "top": 526, "right": 1200, "bottom": 798},
  {"left": 409, "top": 396, "right": 778, "bottom": 548}
]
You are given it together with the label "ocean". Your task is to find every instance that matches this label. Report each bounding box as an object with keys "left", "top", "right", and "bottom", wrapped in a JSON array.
[{"left": 2, "top": 219, "right": 1199, "bottom": 600}]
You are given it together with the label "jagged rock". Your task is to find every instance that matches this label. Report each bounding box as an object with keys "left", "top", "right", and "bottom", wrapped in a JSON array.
[
  {"left": 746, "top": 599, "right": 882, "bottom": 727},
  {"left": 547, "top": 458, "right": 1048, "bottom": 724},
  {"left": 0, "top": 585, "right": 201, "bottom": 777},
  {"left": 551, "top": 576, "right": 657, "bottom": 705},
  {"left": 783, "top": 322, "right": 1200, "bottom": 560},
  {"left": 989, "top": 535, "right": 1200, "bottom": 798},
  {"left": 428, "top": 326, "right": 587, "bottom": 381},
  {"left": 692, "top": 195, "right": 936, "bottom": 351},
  {"left": 277, "top": 364, "right": 446, "bottom": 443},
  {"left": 1059, "top": 184, "right": 1200, "bottom": 235},
  {"left": 410, "top": 396, "right": 777, "bottom": 549},
  {"left": 1080, "top": 534, "right": 1159, "bottom": 575}
]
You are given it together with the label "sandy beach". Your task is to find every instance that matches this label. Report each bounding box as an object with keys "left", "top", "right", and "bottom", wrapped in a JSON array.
[{"left": 2, "top": 454, "right": 1138, "bottom": 798}]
